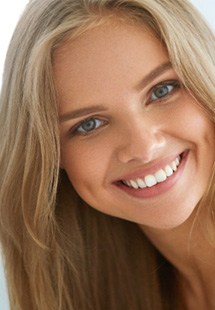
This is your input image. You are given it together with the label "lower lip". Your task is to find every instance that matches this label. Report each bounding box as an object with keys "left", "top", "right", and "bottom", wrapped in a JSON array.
[{"left": 114, "top": 151, "right": 189, "bottom": 199}]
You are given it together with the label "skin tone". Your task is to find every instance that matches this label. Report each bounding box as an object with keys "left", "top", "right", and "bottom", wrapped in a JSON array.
[{"left": 54, "top": 18, "right": 215, "bottom": 309}]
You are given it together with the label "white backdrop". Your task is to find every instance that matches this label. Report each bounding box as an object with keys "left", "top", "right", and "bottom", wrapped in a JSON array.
[{"left": 0, "top": 1, "right": 215, "bottom": 309}]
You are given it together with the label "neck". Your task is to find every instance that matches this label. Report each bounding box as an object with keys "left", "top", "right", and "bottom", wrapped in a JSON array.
[{"left": 140, "top": 209, "right": 215, "bottom": 309}]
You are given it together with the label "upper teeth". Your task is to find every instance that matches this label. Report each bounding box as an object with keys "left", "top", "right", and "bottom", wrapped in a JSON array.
[{"left": 123, "top": 156, "right": 180, "bottom": 189}]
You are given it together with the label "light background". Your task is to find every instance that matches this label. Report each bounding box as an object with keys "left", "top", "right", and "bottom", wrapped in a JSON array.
[{"left": 0, "top": 0, "right": 215, "bottom": 309}]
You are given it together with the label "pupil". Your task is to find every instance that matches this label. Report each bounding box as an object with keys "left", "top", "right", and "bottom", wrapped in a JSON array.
[
  {"left": 155, "top": 85, "right": 168, "bottom": 97},
  {"left": 83, "top": 119, "right": 96, "bottom": 131}
]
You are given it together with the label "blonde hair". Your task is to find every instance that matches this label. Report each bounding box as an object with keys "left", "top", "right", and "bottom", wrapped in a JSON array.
[{"left": 0, "top": 0, "right": 215, "bottom": 309}]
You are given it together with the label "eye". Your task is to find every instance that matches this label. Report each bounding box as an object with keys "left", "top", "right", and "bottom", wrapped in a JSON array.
[
  {"left": 73, "top": 117, "right": 106, "bottom": 135},
  {"left": 149, "top": 81, "right": 180, "bottom": 102}
]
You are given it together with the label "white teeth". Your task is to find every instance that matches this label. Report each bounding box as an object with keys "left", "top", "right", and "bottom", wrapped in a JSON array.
[
  {"left": 130, "top": 180, "right": 139, "bottom": 189},
  {"left": 122, "top": 155, "right": 181, "bottom": 189},
  {"left": 137, "top": 178, "right": 146, "bottom": 188},
  {"left": 164, "top": 165, "right": 173, "bottom": 176},
  {"left": 170, "top": 161, "right": 177, "bottom": 171},
  {"left": 123, "top": 180, "right": 131, "bottom": 187},
  {"left": 145, "top": 175, "right": 157, "bottom": 187},
  {"left": 175, "top": 156, "right": 180, "bottom": 166},
  {"left": 127, "top": 181, "right": 132, "bottom": 187},
  {"left": 155, "top": 169, "right": 167, "bottom": 183}
]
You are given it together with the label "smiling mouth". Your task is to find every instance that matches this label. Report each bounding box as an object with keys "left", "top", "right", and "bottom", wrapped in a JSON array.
[{"left": 120, "top": 153, "right": 185, "bottom": 190}]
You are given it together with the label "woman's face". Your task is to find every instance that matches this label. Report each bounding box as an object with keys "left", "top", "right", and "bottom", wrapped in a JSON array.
[{"left": 55, "top": 19, "right": 215, "bottom": 229}]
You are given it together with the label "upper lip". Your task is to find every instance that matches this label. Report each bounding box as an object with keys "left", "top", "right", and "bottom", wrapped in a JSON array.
[{"left": 114, "top": 152, "right": 184, "bottom": 182}]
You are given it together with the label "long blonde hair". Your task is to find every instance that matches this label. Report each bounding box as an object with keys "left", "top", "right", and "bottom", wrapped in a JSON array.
[{"left": 0, "top": 0, "right": 215, "bottom": 309}]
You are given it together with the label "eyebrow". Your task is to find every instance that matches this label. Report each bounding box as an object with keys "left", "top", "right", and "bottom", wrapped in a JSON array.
[
  {"left": 59, "top": 105, "right": 108, "bottom": 122},
  {"left": 135, "top": 61, "right": 172, "bottom": 91},
  {"left": 59, "top": 61, "right": 172, "bottom": 123}
]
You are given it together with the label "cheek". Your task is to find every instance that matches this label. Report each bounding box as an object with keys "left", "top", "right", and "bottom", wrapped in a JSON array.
[
  {"left": 178, "top": 101, "right": 215, "bottom": 171},
  {"left": 183, "top": 107, "right": 215, "bottom": 150},
  {"left": 61, "top": 140, "right": 111, "bottom": 194},
  {"left": 165, "top": 98, "right": 214, "bottom": 143}
]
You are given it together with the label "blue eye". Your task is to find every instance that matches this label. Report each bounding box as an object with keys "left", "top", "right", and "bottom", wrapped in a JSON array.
[
  {"left": 150, "top": 81, "right": 180, "bottom": 102},
  {"left": 75, "top": 118, "right": 105, "bottom": 134}
]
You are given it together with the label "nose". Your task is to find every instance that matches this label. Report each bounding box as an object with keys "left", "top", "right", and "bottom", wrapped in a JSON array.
[{"left": 116, "top": 118, "right": 165, "bottom": 164}]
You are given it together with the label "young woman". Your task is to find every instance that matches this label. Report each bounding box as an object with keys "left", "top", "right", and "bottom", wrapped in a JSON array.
[{"left": 0, "top": 0, "right": 215, "bottom": 309}]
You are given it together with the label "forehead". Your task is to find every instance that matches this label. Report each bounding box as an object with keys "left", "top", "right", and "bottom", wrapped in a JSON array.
[
  {"left": 53, "top": 17, "right": 159, "bottom": 69},
  {"left": 53, "top": 18, "right": 168, "bottom": 110}
]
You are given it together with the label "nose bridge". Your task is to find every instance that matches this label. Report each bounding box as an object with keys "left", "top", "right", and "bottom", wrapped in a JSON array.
[{"left": 116, "top": 115, "right": 165, "bottom": 164}]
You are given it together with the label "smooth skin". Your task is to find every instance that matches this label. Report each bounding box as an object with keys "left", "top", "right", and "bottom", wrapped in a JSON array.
[
  {"left": 54, "top": 18, "right": 215, "bottom": 309},
  {"left": 55, "top": 20, "right": 214, "bottom": 229}
]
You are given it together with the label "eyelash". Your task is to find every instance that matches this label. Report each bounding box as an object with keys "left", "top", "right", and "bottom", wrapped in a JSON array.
[
  {"left": 69, "top": 80, "right": 181, "bottom": 136},
  {"left": 70, "top": 117, "right": 107, "bottom": 136},
  {"left": 147, "top": 80, "right": 181, "bottom": 104}
]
